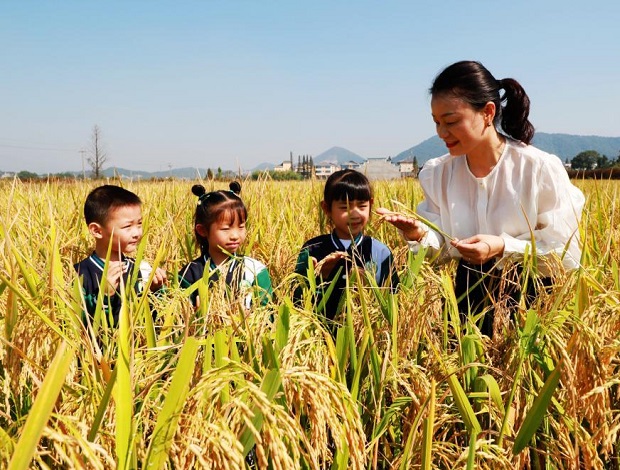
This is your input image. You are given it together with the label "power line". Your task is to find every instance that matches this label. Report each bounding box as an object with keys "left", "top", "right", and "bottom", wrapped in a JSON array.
[{"left": 0, "top": 143, "right": 79, "bottom": 152}]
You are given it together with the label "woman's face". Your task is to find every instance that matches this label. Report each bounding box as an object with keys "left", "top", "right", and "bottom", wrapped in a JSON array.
[{"left": 431, "top": 94, "right": 493, "bottom": 157}]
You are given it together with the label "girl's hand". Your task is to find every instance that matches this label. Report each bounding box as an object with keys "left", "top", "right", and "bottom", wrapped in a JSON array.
[
  {"left": 314, "top": 252, "right": 348, "bottom": 278},
  {"left": 150, "top": 267, "right": 168, "bottom": 291},
  {"left": 375, "top": 208, "right": 425, "bottom": 242},
  {"left": 451, "top": 234, "right": 504, "bottom": 264}
]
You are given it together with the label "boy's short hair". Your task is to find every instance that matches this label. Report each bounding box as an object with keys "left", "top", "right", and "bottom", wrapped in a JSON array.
[{"left": 84, "top": 185, "right": 142, "bottom": 225}]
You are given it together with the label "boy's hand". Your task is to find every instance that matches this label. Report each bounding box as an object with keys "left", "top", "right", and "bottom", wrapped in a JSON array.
[
  {"left": 150, "top": 267, "right": 168, "bottom": 291},
  {"left": 105, "top": 261, "right": 126, "bottom": 294}
]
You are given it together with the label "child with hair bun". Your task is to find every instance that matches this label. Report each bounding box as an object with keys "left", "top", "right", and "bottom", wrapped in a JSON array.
[
  {"left": 178, "top": 181, "right": 273, "bottom": 309},
  {"left": 294, "top": 169, "right": 399, "bottom": 324}
]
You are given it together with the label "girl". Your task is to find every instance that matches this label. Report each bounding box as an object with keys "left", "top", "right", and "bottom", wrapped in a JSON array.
[
  {"left": 178, "top": 182, "right": 273, "bottom": 309},
  {"left": 378, "top": 60, "right": 585, "bottom": 337},
  {"left": 294, "top": 169, "right": 399, "bottom": 322}
]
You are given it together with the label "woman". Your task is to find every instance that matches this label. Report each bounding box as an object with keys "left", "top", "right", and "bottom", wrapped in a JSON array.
[{"left": 378, "top": 60, "right": 584, "bottom": 336}]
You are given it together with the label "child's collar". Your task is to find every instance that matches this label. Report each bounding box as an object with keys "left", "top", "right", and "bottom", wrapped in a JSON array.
[
  {"left": 89, "top": 252, "right": 131, "bottom": 271},
  {"left": 202, "top": 253, "right": 243, "bottom": 271},
  {"left": 330, "top": 230, "right": 364, "bottom": 251}
]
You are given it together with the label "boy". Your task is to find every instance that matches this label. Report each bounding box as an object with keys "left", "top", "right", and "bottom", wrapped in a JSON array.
[{"left": 74, "top": 185, "right": 166, "bottom": 326}]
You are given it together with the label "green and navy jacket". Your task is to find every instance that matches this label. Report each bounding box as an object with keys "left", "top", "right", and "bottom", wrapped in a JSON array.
[
  {"left": 178, "top": 254, "right": 273, "bottom": 308},
  {"left": 294, "top": 231, "right": 399, "bottom": 320},
  {"left": 74, "top": 252, "right": 148, "bottom": 327}
]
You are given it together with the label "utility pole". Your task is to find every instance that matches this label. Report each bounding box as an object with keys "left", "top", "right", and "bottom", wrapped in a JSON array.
[{"left": 79, "top": 148, "right": 86, "bottom": 179}]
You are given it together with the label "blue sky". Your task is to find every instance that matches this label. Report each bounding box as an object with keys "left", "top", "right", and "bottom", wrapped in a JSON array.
[{"left": 1, "top": 1, "right": 619, "bottom": 174}]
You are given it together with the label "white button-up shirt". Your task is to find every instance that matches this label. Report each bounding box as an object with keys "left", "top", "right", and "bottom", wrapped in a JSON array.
[{"left": 408, "top": 138, "right": 585, "bottom": 273}]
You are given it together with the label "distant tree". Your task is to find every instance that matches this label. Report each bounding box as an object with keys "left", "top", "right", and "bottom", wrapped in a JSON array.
[
  {"left": 17, "top": 170, "right": 39, "bottom": 179},
  {"left": 597, "top": 154, "right": 611, "bottom": 169},
  {"left": 571, "top": 150, "right": 600, "bottom": 170},
  {"left": 412, "top": 156, "right": 420, "bottom": 176},
  {"left": 54, "top": 172, "right": 75, "bottom": 179},
  {"left": 206, "top": 168, "right": 214, "bottom": 179},
  {"left": 217, "top": 167, "right": 222, "bottom": 179},
  {"left": 87, "top": 124, "right": 107, "bottom": 178},
  {"left": 251, "top": 170, "right": 302, "bottom": 181}
]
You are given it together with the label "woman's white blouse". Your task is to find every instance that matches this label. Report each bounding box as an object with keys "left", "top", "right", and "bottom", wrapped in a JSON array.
[{"left": 408, "top": 138, "right": 585, "bottom": 272}]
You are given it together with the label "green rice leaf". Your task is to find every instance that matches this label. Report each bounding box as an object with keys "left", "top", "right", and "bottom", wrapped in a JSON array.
[
  {"left": 115, "top": 281, "right": 134, "bottom": 469},
  {"left": 88, "top": 367, "right": 118, "bottom": 442},
  {"left": 513, "top": 361, "right": 563, "bottom": 454},
  {"left": 8, "top": 341, "right": 75, "bottom": 470},
  {"left": 475, "top": 374, "right": 505, "bottom": 415},
  {"left": 145, "top": 336, "right": 200, "bottom": 469},
  {"left": 239, "top": 368, "right": 282, "bottom": 456},
  {"left": 446, "top": 373, "right": 482, "bottom": 435},
  {"left": 421, "top": 379, "right": 436, "bottom": 470}
]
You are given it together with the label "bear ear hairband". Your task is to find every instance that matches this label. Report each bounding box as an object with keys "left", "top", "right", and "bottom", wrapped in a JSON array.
[
  {"left": 196, "top": 181, "right": 242, "bottom": 205},
  {"left": 229, "top": 181, "right": 241, "bottom": 195},
  {"left": 197, "top": 191, "right": 216, "bottom": 205}
]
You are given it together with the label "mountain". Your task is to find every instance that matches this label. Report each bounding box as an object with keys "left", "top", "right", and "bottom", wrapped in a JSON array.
[
  {"left": 313, "top": 146, "right": 365, "bottom": 164},
  {"left": 251, "top": 162, "right": 275, "bottom": 171},
  {"left": 102, "top": 167, "right": 208, "bottom": 179},
  {"left": 393, "top": 136, "right": 445, "bottom": 163},
  {"left": 393, "top": 133, "right": 620, "bottom": 165},
  {"left": 101, "top": 167, "right": 244, "bottom": 179},
  {"left": 530, "top": 133, "right": 620, "bottom": 161}
]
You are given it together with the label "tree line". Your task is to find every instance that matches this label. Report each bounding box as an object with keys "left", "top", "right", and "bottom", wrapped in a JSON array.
[
  {"left": 4, "top": 125, "right": 619, "bottom": 181},
  {"left": 568, "top": 150, "right": 620, "bottom": 170}
]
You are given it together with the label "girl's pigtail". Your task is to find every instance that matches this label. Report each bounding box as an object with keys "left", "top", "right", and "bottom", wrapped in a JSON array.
[
  {"left": 191, "top": 184, "right": 209, "bottom": 255},
  {"left": 192, "top": 184, "right": 207, "bottom": 203},
  {"left": 229, "top": 181, "right": 241, "bottom": 195}
]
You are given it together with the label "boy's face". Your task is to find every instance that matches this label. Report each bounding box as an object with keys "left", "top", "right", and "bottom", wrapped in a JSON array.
[
  {"left": 90, "top": 204, "right": 143, "bottom": 257},
  {"left": 322, "top": 199, "right": 372, "bottom": 240}
]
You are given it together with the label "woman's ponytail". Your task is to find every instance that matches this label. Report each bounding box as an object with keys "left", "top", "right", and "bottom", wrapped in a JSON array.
[{"left": 499, "top": 78, "right": 535, "bottom": 145}]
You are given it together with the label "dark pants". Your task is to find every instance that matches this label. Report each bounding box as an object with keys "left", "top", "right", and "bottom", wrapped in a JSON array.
[{"left": 454, "top": 260, "right": 551, "bottom": 337}]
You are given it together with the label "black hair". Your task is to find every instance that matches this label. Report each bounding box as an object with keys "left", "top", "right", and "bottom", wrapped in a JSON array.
[
  {"left": 192, "top": 181, "right": 246, "bottom": 255},
  {"left": 323, "top": 169, "right": 373, "bottom": 207},
  {"left": 84, "top": 185, "right": 141, "bottom": 225},
  {"left": 430, "top": 60, "right": 535, "bottom": 145}
]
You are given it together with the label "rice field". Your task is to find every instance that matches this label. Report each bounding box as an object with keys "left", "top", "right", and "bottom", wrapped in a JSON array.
[{"left": 0, "top": 176, "right": 619, "bottom": 469}]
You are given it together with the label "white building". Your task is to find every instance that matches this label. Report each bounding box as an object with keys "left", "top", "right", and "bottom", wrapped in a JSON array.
[
  {"left": 274, "top": 160, "right": 294, "bottom": 172},
  {"left": 315, "top": 161, "right": 340, "bottom": 179},
  {"left": 397, "top": 159, "right": 419, "bottom": 178},
  {"left": 358, "top": 158, "right": 400, "bottom": 180},
  {"left": 341, "top": 160, "right": 361, "bottom": 170}
]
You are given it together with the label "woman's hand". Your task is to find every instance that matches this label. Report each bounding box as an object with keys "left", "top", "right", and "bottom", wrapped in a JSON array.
[
  {"left": 375, "top": 208, "right": 425, "bottom": 242},
  {"left": 451, "top": 234, "right": 504, "bottom": 264}
]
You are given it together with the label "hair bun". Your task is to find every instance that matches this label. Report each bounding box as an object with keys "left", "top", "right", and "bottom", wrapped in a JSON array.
[
  {"left": 229, "top": 181, "right": 241, "bottom": 195},
  {"left": 192, "top": 184, "right": 206, "bottom": 198}
]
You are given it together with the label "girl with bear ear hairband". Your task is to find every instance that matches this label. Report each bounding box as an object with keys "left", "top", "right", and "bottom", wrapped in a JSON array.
[{"left": 178, "top": 181, "right": 273, "bottom": 310}]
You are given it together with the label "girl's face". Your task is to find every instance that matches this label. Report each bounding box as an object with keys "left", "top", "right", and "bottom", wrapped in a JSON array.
[
  {"left": 431, "top": 94, "right": 494, "bottom": 157},
  {"left": 322, "top": 198, "right": 371, "bottom": 240},
  {"left": 199, "top": 212, "right": 247, "bottom": 264}
]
